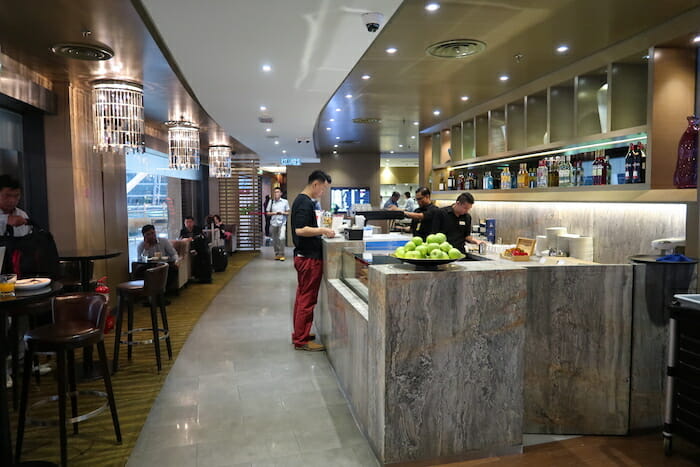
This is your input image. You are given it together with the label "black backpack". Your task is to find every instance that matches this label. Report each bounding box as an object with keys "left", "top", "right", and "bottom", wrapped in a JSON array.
[{"left": 0, "top": 226, "right": 60, "bottom": 279}]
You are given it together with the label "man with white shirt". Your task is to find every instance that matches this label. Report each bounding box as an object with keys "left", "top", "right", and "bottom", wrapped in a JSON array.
[
  {"left": 266, "top": 187, "right": 290, "bottom": 261},
  {"left": 0, "top": 175, "right": 32, "bottom": 238}
]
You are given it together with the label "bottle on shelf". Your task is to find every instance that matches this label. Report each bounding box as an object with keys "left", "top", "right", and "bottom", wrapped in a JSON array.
[
  {"left": 483, "top": 171, "right": 493, "bottom": 190},
  {"left": 501, "top": 167, "right": 511, "bottom": 190},
  {"left": 571, "top": 159, "right": 579, "bottom": 186},
  {"left": 558, "top": 155, "right": 571, "bottom": 187},
  {"left": 439, "top": 172, "right": 446, "bottom": 191},
  {"left": 448, "top": 170, "right": 455, "bottom": 190},
  {"left": 593, "top": 153, "right": 601, "bottom": 185},
  {"left": 528, "top": 167, "right": 537, "bottom": 188},
  {"left": 638, "top": 142, "right": 646, "bottom": 183},
  {"left": 548, "top": 157, "right": 559, "bottom": 187},
  {"left": 604, "top": 155, "right": 612, "bottom": 185},
  {"left": 516, "top": 164, "right": 525, "bottom": 188},
  {"left": 457, "top": 171, "right": 465, "bottom": 190},
  {"left": 537, "top": 158, "right": 548, "bottom": 188},
  {"left": 624, "top": 143, "right": 634, "bottom": 184}
]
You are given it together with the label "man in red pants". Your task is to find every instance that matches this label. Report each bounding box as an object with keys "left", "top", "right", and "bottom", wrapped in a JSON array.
[{"left": 291, "top": 170, "right": 335, "bottom": 351}]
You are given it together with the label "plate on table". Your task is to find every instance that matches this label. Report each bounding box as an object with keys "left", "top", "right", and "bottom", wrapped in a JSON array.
[
  {"left": 148, "top": 257, "right": 169, "bottom": 261},
  {"left": 15, "top": 278, "right": 52, "bottom": 290}
]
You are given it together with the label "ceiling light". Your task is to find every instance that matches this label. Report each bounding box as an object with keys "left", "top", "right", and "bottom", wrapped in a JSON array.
[
  {"left": 413, "top": 121, "right": 419, "bottom": 126},
  {"left": 433, "top": 110, "right": 440, "bottom": 116},
  {"left": 399, "top": 144, "right": 403, "bottom": 148},
  {"left": 165, "top": 119, "right": 200, "bottom": 170},
  {"left": 386, "top": 47, "right": 397, "bottom": 54},
  {"left": 330, "top": 118, "right": 335, "bottom": 122},
  {"left": 499, "top": 74, "right": 509, "bottom": 81},
  {"left": 335, "top": 108, "right": 342, "bottom": 112},
  {"left": 333, "top": 144, "right": 338, "bottom": 148},
  {"left": 345, "top": 94, "right": 353, "bottom": 99},
  {"left": 335, "top": 136, "right": 340, "bottom": 140},
  {"left": 333, "top": 150, "right": 337, "bottom": 154},
  {"left": 390, "top": 150, "right": 395, "bottom": 154},
  {"left": 51, "top": 42, "right": 115, "bottom": 61},
  {"left": 361, "top": 74, "right": 371, "bottom": 80},
  {"left": 411, "top": 136, "right": 416, "bottom": 139},
  {"left": 425, "top": 3, "right": 440, "bottom": 12},
  {"left": 92, "top": 80, "right": 145, "bottom": 154},
  {"left": 326, "top": 127, "right": 332, "bottom": 131},
  {"left": 642, "top": 54, "right": 650, "bottom": 60},
  {"left": 461, "top": 96, "right": 469, "bottom": 101},
  {"left": 262, "top": 64, "right": 272, "bottom": 72},
  {"left": 260, "top": 105, "right": 267, "bottom": 111},
  {"left": 282, "top": 150, "right": 287, "bottom": 154},
  {"left": 265, "top": 128, "right": 271, "bottom": 132},
  {"left": 556, "top": 44, "right": 569, "bottom": 54},
  {"left": 694, "top": 35, "right": 700, "bottom": 43},
  {"left": 209, "top": 145, "right": 232, "bottom": 178},
  {"left": 274, "top": 140, "right": 279, "bottom": 145}
]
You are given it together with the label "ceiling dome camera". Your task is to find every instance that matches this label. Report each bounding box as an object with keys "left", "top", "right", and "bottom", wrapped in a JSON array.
[{"left": 362, "top": 12, "right": 384, "bottom": 33}]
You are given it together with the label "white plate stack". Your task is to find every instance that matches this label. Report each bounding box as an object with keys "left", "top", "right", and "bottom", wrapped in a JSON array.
[
  {"left": 546, "top": 227, "right": 567, "bottom": 250},
  {"left": 535, "top": 235, "right": 547, "bottom": 255},
  {"left": 569, "top": 236, "right": 594, "bottom": 261},
  {"left": 557, "top": 233, "right": 581, "bottom": 256}
]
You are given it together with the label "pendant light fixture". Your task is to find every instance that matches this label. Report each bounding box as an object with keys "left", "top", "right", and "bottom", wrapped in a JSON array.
[
  {"left": 209, "top": 145, "right": 232, "bottom": 178},
  {"left": 165, "top": 118, "right": 200, "bottom": 170},
  {"left": 92, "top": 80, "right": 145, "bottom": 153}
]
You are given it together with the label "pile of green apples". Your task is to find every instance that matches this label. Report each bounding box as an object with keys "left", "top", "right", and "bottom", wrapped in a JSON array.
[{"left": 394, "top": 233, "right": 464, "bottom": 260}]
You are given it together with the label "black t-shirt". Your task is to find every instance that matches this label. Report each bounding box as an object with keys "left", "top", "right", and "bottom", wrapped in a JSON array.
[
  {"left": 179, "top": 225, "right": 203, "bottom": 239},
  {"left": 411, "top": 203, "right": 438, "bottom": 240},
  {"left": 432, "top": 206, "right": 471, "bottom": 253},
  {"left": 291, "top": 193, "right": 322, "bottom": 259}
]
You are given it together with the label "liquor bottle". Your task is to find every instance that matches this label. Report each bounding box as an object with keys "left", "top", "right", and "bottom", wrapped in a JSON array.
[
  {"left": 571, "top": 159, "right": 579, "bottom": 186},
  {"left": 638, "top": 142, "right": 646, "bottom": 183},
  {"left": 537, "top": 158, "right": 548, "bottom": 188},
  {"left": 465, "top": 172, "right": 473, "bottom": 190},
  {"left": 529, "top": 167, "right": 537, "bottom": 188},
  {"left": 457, "top": 171, "right": 465, "bottom": 190},
  {"left": 472, "top": 172, "right": 481, "bottom": 190},
  {"left": 604, "top": 155, "right": 612, "bottom": 185},
  {"left": 516, "top": 164, "right": 524, "bottom": 188},
  {"left": 632, "top": 145, "right": 641, "bottom": 183},
  {"left": 483, "top": 171, "right": 493, "bottom": 190},
  {"left": 592, "top": 154, "right": 600, "bottom": 185},
  {"left": 428, "top": 175, "right": 433, "bottom": 191},
  {"left": 447, "top": 171, "right": 455, "bottom": 190},
  {"left": 548, "top": 157, "right": 559, "bottom": 187},
  {"left": 501, "top": 167, "right": 511, "bottom": 190},
  {"left": 559, "top": 155, "right": 571, "bottom": 187},
  {"left": 624, "top": 143, "right": 634, "bottom": 184},
  {"left": 439, "top": 172, "right": 446, "bottom": 191}
]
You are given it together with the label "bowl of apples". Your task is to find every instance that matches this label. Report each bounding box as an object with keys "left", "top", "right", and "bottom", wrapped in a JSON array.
[{"left": 391, "top": 233, "right": 465, "bottom": 270}]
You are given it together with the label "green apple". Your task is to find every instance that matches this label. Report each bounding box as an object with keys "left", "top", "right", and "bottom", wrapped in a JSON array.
[
  {"left": 407, "top": 251, "right": 420, "bottom": 259},
  {"left": 395, "top": 247, "right": 406, "bottom": 258},
  {"left": 425, "top": 243, "right": 440, "bottom": 253},
  {"left": 404, "top": 241, "right": 416, "bottom": 251},
  {"left": 435, "top": 232, "right": 447, "bottom": 244},
  {"left": 430, "top": 248, "right": 443, "bottom": 258},
  {"left": 440, "top": 242, "right": 452, "bottom": 252},
  {"left": 448, "top": 248, "right": 462, "bottom": 259},
  {"left": 412, "top": 236, "right": 423, "bottom": 246},
  {"left": 426, "top": 234, "right": 439, "bottom": 244},
  {"left": 415, "top": 245, "right": 428, "bottom": 257}
]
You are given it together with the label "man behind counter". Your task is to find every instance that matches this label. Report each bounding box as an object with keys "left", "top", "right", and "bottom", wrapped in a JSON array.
[
  {"left": 402, "top": 187, "right": 438, "bottom": 240},
  {"left": 431, "top": 192, "right": 485, "bottom": 254}
]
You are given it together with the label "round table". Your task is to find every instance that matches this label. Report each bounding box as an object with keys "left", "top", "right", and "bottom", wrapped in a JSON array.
[
  {"left": 58, "top": 249, "right": 122, "bottom": 292},
  {"left": 0, "top": 282, "right": 63, "bottom": 466}
]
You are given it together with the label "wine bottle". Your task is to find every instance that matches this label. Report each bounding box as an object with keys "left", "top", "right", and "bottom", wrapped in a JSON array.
[
  {"left": 624, "top": 143, "right": 634, "bottom": 184},
  {"left": 448, "top": 171, "right": 455, "bottom": 190},
  {"left": 439, "top": 173, "right": 446, "bottom": 191},
  {"left": 604, "top": 155, "right": 611, "bottom": 185},
  {"left": 632, "top": 145, "right": 641, "bottom": 183},
  {"left": 457, "top": 171, "right": 465, "bottom": 190},
  {"left": 638, "top": 142, "right": 646, "bottom": 184}
]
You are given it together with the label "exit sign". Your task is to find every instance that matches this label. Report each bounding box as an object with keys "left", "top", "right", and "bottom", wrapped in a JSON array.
[{"left": 281, "top": 158, "right": 302, "bottom": 166}]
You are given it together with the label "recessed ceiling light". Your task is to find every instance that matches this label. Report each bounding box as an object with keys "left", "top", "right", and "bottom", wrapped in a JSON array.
[
  {"left": 499, "top": 74, "right": 509, "bottom": 81},
  {"left": 399, "top": 144, "right": 404, "bottom": 148},
  {"left": 265, "top": 128, "right": 271, "bottom": 132},
  {"left": 556, "top": 44, "right": 569, "bottom": 54},
  {"left": 425, "top": 3, "right": 440, "bottom": 12},
  {"left": 260, "top": 105, "right": 267, "bottom": 111},
  {"left": 433, "top": 110, "right": 440, "bottom": 116},
  {"left": 642, "top": 54, "right": 650, "bottom": 60},
  {"left": 274, "top": 140, "right": 279, "bottom": 145},
  {"left": 361, "top": 74, "right": 371, "bottom": 80},
  {"left": 461, "top": 96, "right": 469, "bottom": 101},
  {"left": 345, "top": 94, "right": 353, "bottom": 99},
  {"left": 386, "top": 47, "right": 397, "bottom": 54},
  {"left": 413, "top": 121, "right": 419, "bottom": 126},
  {"left": 329, "top": 118, "right": 335, "bottom": 122},
  {"left": 390, "top": 150, "right": 395, "bottom": 154},
  {"left": 262, "top": 64, "right": 272, "bottom": 72},
  {"left": 693, "top": 35, "right": 700, "bottom": 43},
  {"left": 282, "top": 150, "right": 287, "bottom": 154},
  {"left": 333, "top": 144, "right": 338, "bottom": 148},
  {"left": 335, "top": 108, "right": 342, "bottom": 112},
  {"left": 411, "top": 136, "right": 416, "bottom": 139},
  {"left": 326, "top": 127, "right": 331, "bottom": 131},
  {"left": 335, "top": 136, "right": 340, "bottom": 140},
  {"left": 333, "top": 150, "right": 337, "bottom": 154}
]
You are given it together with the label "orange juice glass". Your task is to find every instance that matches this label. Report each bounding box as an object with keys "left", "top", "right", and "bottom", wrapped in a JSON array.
[{"left": 0, "top": 274, "right": 17, "bottom": 295}]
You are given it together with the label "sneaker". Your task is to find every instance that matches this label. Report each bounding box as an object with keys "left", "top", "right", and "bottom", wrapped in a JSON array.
[{"left": 294, "top": 342, "right": 326, "bottom": 352}]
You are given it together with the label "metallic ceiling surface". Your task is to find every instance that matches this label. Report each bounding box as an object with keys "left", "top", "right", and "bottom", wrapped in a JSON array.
[
  {"left": 138, "top": 0, "right": 404, "bottom": 163},
  {"left": 316, "top": 0, "right": 700, "bottom": 156},
  {"left": 0, "top": 0, "right": 254, "bottom": 155}
]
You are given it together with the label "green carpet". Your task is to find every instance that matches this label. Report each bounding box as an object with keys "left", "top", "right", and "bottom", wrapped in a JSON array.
[{"left": 13, "top": 251, "right": 258, "bottom": 466}]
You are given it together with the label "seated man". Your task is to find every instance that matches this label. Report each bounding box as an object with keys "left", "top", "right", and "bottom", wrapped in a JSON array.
[
  {"left": 137, "top": 224, "right": 179, "bottom": 261},
  {"left": 179, "top": 216, "right": 202, "bottom": 240}
]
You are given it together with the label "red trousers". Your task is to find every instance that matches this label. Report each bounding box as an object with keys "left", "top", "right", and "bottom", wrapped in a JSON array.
[{"left": 292, "top": 256, "right": 323, "bottom": 346}]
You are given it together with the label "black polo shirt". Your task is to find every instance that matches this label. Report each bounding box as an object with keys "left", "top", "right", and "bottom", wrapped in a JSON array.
[
  {"left": 291, "top": 193, "right": 322, "bottom": 259},
  {"left": 411, "top": 203, "right": 438, "bottom": 240},
  {"left": 432, "top": 206, "right": 471, "bottom": 253}
]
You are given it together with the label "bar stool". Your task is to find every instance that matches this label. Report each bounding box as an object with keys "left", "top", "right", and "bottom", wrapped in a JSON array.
[
  {"left": 112, "top": 262, "right": 172, "bottom": 373},
  {"left": 15, "top": 293, "right": 121, "bottom": 467}
]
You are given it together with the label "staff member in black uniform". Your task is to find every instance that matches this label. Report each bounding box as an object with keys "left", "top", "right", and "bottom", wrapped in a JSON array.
[
  {"left": 402, "top": 187, "right": 438, "bottom": 240},
  {"left": 432, "top": 192, "right": 485, "bottom": 254}
]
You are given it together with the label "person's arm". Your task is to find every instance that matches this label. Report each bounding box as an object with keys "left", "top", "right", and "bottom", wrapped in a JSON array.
[
  {"left": 137, "top": 242, "right": 145, "bottom": 258},
  {"left": 164, "top": 240, "right": 179, "bottom": 262},
  {"left": 280, "top": 200, "right": 290, "bottom": 216},
  {"left": 292, "top": 204, "right": 334, "bottom": 238},
  {"left": 404, "top": 211, "right": 424, "bottom": 220},
  {"left": 466, "top": 235, "right": 484, "bottom": 245}
]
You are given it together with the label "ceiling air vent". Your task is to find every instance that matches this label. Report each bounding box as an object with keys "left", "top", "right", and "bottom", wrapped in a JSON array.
[
  {"left": 339, "top": 140, "right": 360, "bottom": 145},
  {"left": 258, "top": 116, "right": 273, "bottom": 123},
  {"left": 50, "top": 42, "right": 115, "bottom": 61},
  {"left": 352, "top": 118, "right": 381, "bottom": 124},
  {"left": 426, "top": 39, "right": 486, "bottom": 59}
]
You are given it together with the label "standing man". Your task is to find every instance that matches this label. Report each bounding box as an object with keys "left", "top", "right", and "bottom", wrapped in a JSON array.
[
  {"left": 291, "top": 170, "right": 335, "bottom": 351},
  {"left": 403, "top": 191, "right": 416, "bottom": 213},
  {"left": 383, "top": 191, "right": 400, "bottom": 209},
  {"left": 431, "top": 192, "right": 485, "bottom": 254},
  {"left": 402, "top": 187, "right": 438, "bottom": 240},
  {"left": 266, "top": 187, "right": 290, "bottom": 261}
]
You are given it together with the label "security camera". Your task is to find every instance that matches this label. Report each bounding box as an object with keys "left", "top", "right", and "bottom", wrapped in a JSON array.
[{"left": 362, "top": 12, "right": 384, "bottom": 33}]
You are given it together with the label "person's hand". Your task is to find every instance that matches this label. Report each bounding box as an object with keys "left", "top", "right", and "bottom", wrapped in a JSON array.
[
  {"left": 7, "top": 215, "right": 27, "bottom": 227},
  {"left": 322, "top": 228, "right": 336, "bottom": 238}
]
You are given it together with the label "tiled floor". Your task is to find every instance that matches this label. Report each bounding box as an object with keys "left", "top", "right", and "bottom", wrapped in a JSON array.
[{"left": 127, "top": 247, "right": 379, "bottom": 467}]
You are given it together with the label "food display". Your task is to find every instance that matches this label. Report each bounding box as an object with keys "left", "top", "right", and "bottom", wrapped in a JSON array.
[
  {"left": 503, "top": 247, "right": 528, "bottom": 257},
  {"left": 394, "top": 234, "right": 463, "bottom": 260},
  {"left": 500, "top": 237, "right": 535, "bottom": 261}
]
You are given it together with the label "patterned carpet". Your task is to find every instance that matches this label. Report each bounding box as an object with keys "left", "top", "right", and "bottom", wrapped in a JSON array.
[{"left": 12, "top": 251, "right": 258, "bottom": 466}]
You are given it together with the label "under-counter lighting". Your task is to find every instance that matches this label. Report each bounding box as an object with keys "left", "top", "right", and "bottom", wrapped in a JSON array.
[
  {"left": 556, "top": 44, "right": 569, "bottom": 54},
  {"left": 361, "top": 74, "right": 371, "bottom": 80},
  {"left": 425, "top": 3, "right": 440, "bottom": 12},
  {"left": 461, "top": 96, "right": 469, "bottom": 101},
  {"left": 386, "top": 47, "right": 398, "bottom": 54},
  {"left": 448, "top": 134, "right": 648, "bottom": 170},
  {"left": 499, "top": 75, "right": 509, "bottom": 82}
]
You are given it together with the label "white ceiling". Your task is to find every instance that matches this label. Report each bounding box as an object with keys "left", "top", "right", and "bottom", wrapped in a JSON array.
[{"left": 140, "top": 0, "right": 403, "bottom": 164}]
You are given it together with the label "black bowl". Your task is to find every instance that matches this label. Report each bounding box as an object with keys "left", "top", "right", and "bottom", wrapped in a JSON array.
[{"left": 390, "top": 253, "right": 465, "bottom": 270}]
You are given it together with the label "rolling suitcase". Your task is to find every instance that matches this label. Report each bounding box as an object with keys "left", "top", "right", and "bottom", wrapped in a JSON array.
[{"left": 211, "top": 246, "right": 228, "bottom": 272}]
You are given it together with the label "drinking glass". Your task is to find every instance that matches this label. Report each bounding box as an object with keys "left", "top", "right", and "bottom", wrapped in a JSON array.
[{"left": 0, "top": 274, "right": 17, "bottom": 296}]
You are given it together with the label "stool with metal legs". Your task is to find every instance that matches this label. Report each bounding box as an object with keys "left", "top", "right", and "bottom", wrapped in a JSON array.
[
  {"left": 15, "top": 293, "right": 121, "bottom": 467},
  {"left": 112, "top": 262, "right": 171, "bottom": 373}
]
